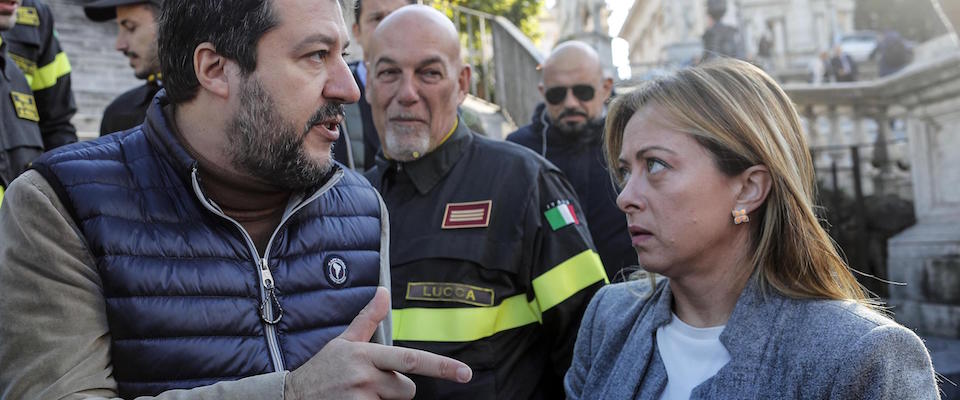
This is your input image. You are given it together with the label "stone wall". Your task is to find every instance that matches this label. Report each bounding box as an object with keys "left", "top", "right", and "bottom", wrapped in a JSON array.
[{"left": 48, "top": 0, "right": 144, "bottom": 139}]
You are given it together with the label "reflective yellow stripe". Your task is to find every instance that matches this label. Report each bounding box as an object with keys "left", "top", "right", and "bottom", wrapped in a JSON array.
[
  {"left": 391, "top": 250, "right": 606, "bottom": 342},
  {"left": 533, "top": 250, "right": 608, "bottom": 312},
  {"left": 28, "top": 52, "right": 71, "bottom": 91},
  {"left": 0, "top": 185, "right": 5, "bottom": 209},
  {"left": 392, "top": 293, "right": 541, "bottom": 342}
]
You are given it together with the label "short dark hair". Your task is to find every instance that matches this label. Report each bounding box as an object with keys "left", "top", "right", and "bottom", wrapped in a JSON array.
[
  {"left": 354, "top": 0, "right": 416, "bottom": 25},
  {"left": 158, "top": 0, "right": 278, "bottom": 104}
]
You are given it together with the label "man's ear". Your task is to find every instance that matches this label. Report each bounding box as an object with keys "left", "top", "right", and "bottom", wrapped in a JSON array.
[
  {"left": 194, "top": 42, "right": 230, "bottom": 99},
  {"left": 352, "top": 23, "right": 362, "bottom": 41},
  {"left": 601, "top": 76, "right": 614, "bottom": 100},
  {"left": 538, "top": 82, "right": 545, "bottom": 97},
  {"left": 733, "top": 164, "right": 772, "bottom": 216},
  {"left": 456, "top": 64, "right": 472, "bottom": 104}
]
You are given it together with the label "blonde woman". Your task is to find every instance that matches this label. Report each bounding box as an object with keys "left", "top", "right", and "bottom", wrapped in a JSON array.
[{"left": 565, "top": 59, "right": 940, "bottom": 399}]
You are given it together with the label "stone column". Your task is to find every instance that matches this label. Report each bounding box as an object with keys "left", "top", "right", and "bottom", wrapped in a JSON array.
[{"left": 887, "top": 75, "right": 960, "bottom": 338}]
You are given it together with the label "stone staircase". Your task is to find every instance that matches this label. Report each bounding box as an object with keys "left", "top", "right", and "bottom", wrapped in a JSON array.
[{"left": 47, "top": 0, "right": 141, "bottom": 139}]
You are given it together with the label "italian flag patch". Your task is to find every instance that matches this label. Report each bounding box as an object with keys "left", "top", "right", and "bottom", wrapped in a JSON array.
[{"left": 544, "top": 200, "right": 579, "bottom": 231}]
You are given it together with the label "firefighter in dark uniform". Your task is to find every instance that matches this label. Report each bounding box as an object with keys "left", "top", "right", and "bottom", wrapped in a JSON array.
[
  {"left": 364, "top": 6, "right": 607, "bottom": 399},
  {"left": 0, "top": 4, "right": 43, "bottom": 205},
  {"left": 1, "top": 0, "right": 77, "bottom": 151}
]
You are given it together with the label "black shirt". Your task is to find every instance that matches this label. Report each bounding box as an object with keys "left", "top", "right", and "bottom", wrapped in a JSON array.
[
  {"left": 366, "top": 120, "right": 607, "bottom": 399},
  {"left": 100, "top": 81, "right": 161, "bottom": 136}
]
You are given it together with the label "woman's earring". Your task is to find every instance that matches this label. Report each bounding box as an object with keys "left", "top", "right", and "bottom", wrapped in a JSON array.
[{"left": 732, "top": 209, "right": 749, "bottom": 225}]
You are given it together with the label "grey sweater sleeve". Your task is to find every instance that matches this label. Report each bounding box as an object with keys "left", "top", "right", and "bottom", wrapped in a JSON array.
[
  {"left": 0, "top": 170, "right": 286, "bottom": 400},
  {"left": 829, "top": 323, "right": 941, "bottom": 400}
]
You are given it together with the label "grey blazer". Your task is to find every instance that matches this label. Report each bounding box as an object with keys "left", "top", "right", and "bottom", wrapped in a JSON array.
[{"left": 565, "top": 277, "right": 941, "bottom": 399}]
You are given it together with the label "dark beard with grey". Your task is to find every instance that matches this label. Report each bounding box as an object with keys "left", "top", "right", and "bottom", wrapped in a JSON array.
[
  {"left": 552, "top": 108, "right": 599, "bottom": 138},
  {"left": 228, "top": 77, "right": 343, "bottom": 190}
]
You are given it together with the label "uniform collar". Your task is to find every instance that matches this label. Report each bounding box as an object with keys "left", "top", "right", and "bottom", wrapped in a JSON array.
[{"left": 378, "top": 117, "right": 471, "bottom": 195}]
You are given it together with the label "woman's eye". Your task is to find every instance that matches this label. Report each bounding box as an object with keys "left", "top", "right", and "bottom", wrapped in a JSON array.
[{"left": 646, "top": 159, "right": 667, "bottom": 174}]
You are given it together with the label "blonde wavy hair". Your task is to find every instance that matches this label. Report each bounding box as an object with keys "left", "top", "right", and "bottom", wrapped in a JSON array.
[{"left": 606, "top": 59, "right": 873, "bottom": 306}]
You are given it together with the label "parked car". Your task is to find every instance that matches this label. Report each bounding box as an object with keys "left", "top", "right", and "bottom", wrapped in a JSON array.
[{"left": 839, "top": 31, "right": 880, "bottom": 63}]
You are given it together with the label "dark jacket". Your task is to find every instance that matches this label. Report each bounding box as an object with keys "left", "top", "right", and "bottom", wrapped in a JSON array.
[
  {"left": 342, "top": 60, "right": 379, "bottom": 171},
  {"left": 367, "top": 119, "right": 607, "bottom": 399},
  {"left": 31, "top": 90, "right": 386, "bottom": 398},
  {"left": 0, "top": 36, "right": 43, "bottom": 187},
  {"left": 99, "top": 80, "right": 162, "bottom": 136},
  {"left": 1, "top": 0, "right": 77, "bottom": 151},
  {"left": 566, "top": 277, "right": 940, "bottom": 399},
  {"left": 507, "top": 104, "right": 635, "bottom": 281}
]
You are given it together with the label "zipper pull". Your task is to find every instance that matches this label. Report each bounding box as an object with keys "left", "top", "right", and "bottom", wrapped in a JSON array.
[
  {"left": 259, "top": 257, "right": 283, "bottom": 324},
  {"left": 260, "top": 257, "right": 275, "bottom": 290}
]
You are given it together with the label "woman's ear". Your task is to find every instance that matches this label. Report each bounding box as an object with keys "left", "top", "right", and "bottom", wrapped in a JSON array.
[
  {"left": 733, "top": 165, "right": 772, "bottom": 215},
  {"left": 194, "top": 42, "right": 230, "bottom": 99}
]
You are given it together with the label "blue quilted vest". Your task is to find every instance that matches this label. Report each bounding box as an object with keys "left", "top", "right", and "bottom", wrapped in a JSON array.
[{"left": 31, "top": 93, "right": 383, "bottom": 398}]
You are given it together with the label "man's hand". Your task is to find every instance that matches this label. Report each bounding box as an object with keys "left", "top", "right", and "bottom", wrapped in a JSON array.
[{"left": 285, "top": 287, "right": 472, "bottom": 400}]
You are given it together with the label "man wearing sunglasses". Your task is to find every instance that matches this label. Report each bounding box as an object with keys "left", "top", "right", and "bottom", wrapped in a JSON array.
[{"left": 507, "top": 41, "right": 634, "bottom": 282}]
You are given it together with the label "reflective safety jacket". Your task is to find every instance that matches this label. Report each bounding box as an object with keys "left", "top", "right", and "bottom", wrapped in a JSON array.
[
  {"left": 1, "top": 0, "right": 77, "bottom": 150},
  {"left": 0, "top": 37, "right": 43, "bottom": 187},
  {"left": 366, "top": 120, "right": 608, "bottom": 399}
]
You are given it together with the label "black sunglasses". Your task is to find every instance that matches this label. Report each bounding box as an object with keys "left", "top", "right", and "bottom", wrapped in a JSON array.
[{"left": 544, "top": 85, "right": 596, "bottom": 105}]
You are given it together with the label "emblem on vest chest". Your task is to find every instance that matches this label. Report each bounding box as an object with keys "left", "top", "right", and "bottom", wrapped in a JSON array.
[{"left": 325, "top": 255, "right": 348, "bottom": 288}]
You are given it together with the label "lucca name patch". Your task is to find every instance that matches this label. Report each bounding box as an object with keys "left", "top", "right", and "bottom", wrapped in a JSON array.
[{"left": 406, "top": 282, "right": 495, "bottom": 307}]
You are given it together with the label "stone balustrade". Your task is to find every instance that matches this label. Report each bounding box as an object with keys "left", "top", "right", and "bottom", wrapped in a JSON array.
[{"left": 788, "top": 48, "right": 960, "bottom": 338}]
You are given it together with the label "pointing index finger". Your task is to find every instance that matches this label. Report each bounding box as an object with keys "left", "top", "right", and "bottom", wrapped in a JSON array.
[{"left": 367, "top": 344, "right": 472, "bottom": 383}]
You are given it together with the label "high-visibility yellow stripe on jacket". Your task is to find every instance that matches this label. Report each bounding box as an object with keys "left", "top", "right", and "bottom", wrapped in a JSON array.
[
  {"left": 26, "top": 51, "right": 71, "bottom": 91},
  {"left": 392, "top": 249, "right": 607, "bottom": 342},
  {"left": 0, "top": 185, "right": 5, "bottom": 208}
]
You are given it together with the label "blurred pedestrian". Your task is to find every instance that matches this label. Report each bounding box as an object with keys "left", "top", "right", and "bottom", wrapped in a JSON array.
[
  {"left": 809, "top": 50, "right": 829, "bottom": 84},
  {"left": 364, "top": 5, "right": 607, "bottom": 399},
  {"left": 507, "top": 41, "right": 635, "bottom": 281},
  {"left": 2, "top": 0, "right": 78, "bottom": 150},
  {"left": 565, "top": 59, "right": 939, "bottom": 399},
  {"left": 829, "top": 45, "right": 858, "bottom": 82},
  {"left": 701, "top": 0, "right": 745, "bottom": 61},
  {"left": 873, "top": 30, "right": 913, "bottom": 77}
]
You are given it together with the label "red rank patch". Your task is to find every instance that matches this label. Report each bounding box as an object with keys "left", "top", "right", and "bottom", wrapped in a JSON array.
[{"left": 441, "top": 200, "right": 492, "bottom": 229}]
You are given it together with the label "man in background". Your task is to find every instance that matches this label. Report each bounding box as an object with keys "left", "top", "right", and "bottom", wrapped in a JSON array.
[
  {"left": 344, "top": 0, "right": 416, "bottom": 170},
  {"left": 507, "top": 41, "right": 635, "bottom": 281},
  {"left": 84, "top": 0, "right": 163, "bottom": 135}
]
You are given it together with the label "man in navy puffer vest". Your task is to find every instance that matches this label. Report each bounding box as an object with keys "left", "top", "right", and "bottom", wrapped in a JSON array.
[{"left": 0, "top": 0, "right": 472, "bottom": 398}]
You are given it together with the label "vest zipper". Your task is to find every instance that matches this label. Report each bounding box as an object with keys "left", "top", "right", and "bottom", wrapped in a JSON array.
[
  {"left": 190, "top": 167, "right": 286, "bottom": 372},
  {"left": 190, "top": 166, "right": 345, "bottom": 373}
]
